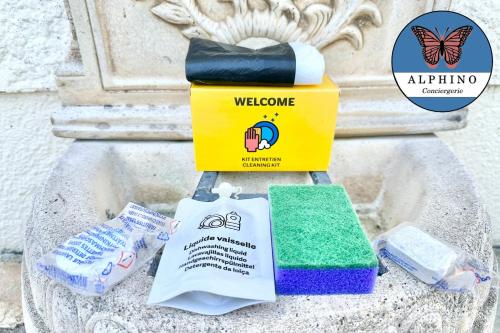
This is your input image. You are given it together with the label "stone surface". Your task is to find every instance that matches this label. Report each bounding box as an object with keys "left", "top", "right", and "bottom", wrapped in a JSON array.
[
  {"left": 50, "top": 97, "right": 468, "bottom": 139},
  {"left": 0, "top": 0, "right": 70, "bottom": 92},
  {"left": 495, "top": 248, "right": 500, "bottom": 332},
  {"left": 22, "top": 137, "right": 497, "bottom": 332},
  {"left": 0, "top": 325, "right": 26, "bottom": 333},
  {"left": 438, "top": 0, "right": 500, "bottom": 245},
  {"left": 0, "top": 261, "right": 23, "bottom": 329},
  {"left": 0, "top": 93, "right": 72, "bottom": 251},
  {"left": 450, "top": 0, "right": 500, "bottom": 84},
  {"left": 438, "top": 86, "right": 500, "bottom": 245}
]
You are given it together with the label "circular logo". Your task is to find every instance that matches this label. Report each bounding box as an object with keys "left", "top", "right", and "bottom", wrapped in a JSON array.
[{"left": 392, "top": 11, "right": 493, "bottom": 112}]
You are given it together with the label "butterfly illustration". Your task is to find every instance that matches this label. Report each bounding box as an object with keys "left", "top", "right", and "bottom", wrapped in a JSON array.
[{"left": 411, "top": 26, "right": 472, "bottom": 69}]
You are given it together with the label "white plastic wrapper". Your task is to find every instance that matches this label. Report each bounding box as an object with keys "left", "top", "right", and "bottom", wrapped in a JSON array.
[
  {"left": 289, "top": 42, "right": 325, "bottom": 85},
  {"left": 148, "top": 196, "right": 276, "bottom": 315},
  {"left": 373, "top": 224, "right": 493, "bottom": 292},
  {"left": 37, "top": 202, "right": 178, "bottom": 296}
]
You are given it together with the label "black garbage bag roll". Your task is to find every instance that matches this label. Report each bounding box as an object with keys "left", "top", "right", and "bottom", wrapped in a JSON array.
[{"left": 185, "top": 38, "right": 324, "bottom": 86}]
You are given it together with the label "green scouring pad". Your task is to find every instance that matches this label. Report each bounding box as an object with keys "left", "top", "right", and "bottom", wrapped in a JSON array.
[{"left": 269, "top": 184, "right": 378, "bottom": 294}]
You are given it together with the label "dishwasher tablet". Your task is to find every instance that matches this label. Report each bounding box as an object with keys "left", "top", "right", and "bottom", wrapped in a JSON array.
[{"left": 374, "top": 224, "right": 493, "bottom": 292}]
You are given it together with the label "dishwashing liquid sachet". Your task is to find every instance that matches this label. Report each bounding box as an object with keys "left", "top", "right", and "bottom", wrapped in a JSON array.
[
  {"left": 37, "top": 202, "right": 178, "bottom": 296},
  {"left": 147, "top": 188, "right": 276, "bottom": 315}
]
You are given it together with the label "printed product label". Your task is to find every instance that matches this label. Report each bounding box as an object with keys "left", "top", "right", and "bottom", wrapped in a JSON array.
[{"left": 147, "top": 197, "right": 276, "bottom": 315}]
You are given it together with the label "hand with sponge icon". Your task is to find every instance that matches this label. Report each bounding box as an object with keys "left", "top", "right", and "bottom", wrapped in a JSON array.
[
  {"left": 245, "top": 127, "right": 260, "bottom": 152},
  {"left": 245, "top": 123, "right": 277, "bottom": 152}
]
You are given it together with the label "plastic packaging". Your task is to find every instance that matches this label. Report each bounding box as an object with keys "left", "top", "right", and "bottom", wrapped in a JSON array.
[
  {"left": 373, "top": 224, "right": 493, "bottom": 292},
  {"left": 211, "top": 182, "right": 242, "bottom": 199},
  {"left": 185, "top": 37, "right": 324, "bottom": 86},
  {"left": 37, "top": 202, "right": 178, "bottom": 296},
  {"left": 148, "top": 185, "right": 275, "bottom": 315}
]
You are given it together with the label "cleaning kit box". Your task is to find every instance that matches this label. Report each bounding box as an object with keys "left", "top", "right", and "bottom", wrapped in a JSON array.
[{"left": 190, "top": 76, "right": 339, "bottom": 171}]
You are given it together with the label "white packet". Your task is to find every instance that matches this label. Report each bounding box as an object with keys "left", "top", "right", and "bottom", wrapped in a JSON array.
[
  {"left": 37, "top": 202, "right": 177, "bottom": 296},
  {"left": 148, "top": 197, "right": 276, "bottom": 315},
  {"left": 373, "top": 223, "right": 493, "bottom": 292}
]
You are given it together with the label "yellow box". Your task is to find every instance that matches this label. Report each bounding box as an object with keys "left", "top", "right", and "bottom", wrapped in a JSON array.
[{"left": 190, "top": 76, "right": 339, "bottom": 171}]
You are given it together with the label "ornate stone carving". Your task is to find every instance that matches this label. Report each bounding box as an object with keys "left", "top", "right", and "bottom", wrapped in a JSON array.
[
  {"left": 151, "top": 0, "right": 382, "bottom": 49},
  {"left": 55, "top": 0, "right": 464, "bottom": 133}
]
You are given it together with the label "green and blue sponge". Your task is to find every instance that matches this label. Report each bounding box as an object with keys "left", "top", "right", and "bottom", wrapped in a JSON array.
[{"left": 269, "top": 184, "right": 378, "bottom": 295}]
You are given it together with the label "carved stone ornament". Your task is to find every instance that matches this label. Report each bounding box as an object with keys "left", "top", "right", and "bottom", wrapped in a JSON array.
[
  {"left": 53, "top": 0, "right": 467, "bottom": 138},
  {"left": 151, "top": 0, "right": 382, "bottom": 49}
]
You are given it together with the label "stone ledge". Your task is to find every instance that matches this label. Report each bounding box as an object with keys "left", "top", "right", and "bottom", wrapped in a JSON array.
[{"left": 0, "top": 261, "right": 23, "bottom": 329}]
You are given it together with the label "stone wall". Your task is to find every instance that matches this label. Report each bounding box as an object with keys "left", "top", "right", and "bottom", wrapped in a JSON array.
[
  {"left": 437, "top": 0, "right": 500, "bottom": 243},
  {"left": 0, "top": 0, "right": 499, "bottom": 252},
  {"left": 0, "top": 0, "right": 73, "bottom": 253},
  {"left": 0, "top": 93, "right": 71, "bottom": 253},
  {"left": 0, "top": 0, "right": 70, "bottom": 92}
]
